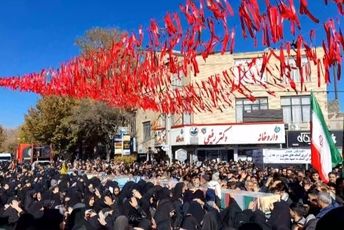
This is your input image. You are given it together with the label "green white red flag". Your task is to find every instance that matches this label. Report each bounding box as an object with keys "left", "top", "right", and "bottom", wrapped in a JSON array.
[{"left": 311, "top": 93, "right": 342, "bottom": 183}]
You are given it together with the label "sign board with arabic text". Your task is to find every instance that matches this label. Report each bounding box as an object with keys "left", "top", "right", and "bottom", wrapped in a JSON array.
[
  {"left": 259, "top": 148, "right": 311, "bottom": 164},
  {"left": 170, "top": 123, "right": 285, "bottom": 146},
  {"left": 114, "top": 134, "right": 123, "bottom": 155},
  {"left": 288, "top": 130, "right": 343, "bottom": 147},
  {"left": 122, "top": 135, "right": 131, "bottom": 155},
  {"left": 175, "top": 148, "right": 188, "bottom": 162}
]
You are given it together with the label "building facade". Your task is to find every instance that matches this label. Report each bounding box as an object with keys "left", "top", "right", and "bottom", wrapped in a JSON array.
[{"left": 135, "top": 49, "right": 343, "bottom": 164}]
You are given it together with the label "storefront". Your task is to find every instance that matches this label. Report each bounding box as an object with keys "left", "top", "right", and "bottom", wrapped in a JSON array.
[
  {"left": 250, "top": 130, "right": 344, "bottom": 167},
  {"left": 196, "top": 148, "right": 234, "bottom": 161},
  {"left": 160, "top": 122, "right": 286, "bottom": 162},
  {"left": 287, "top": 130, "right": 343, "bottom": 151}
]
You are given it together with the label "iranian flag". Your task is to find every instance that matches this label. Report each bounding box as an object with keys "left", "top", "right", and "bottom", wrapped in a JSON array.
[{"left": 311, "top": 93, "right": 342, "bottom": 182}]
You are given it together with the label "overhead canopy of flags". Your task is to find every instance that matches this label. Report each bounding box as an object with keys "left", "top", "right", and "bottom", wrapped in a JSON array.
[{"left": 0, "top": 0, "right": 343, "bottom": 114}]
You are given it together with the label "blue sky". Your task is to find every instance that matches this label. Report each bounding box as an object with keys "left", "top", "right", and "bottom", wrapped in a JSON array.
[{"left": 0, "top": 0, "right": 343, "bottom": 128}]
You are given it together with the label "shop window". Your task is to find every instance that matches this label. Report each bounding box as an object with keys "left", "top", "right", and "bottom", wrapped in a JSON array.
[
  {"left": 236, "top": 97, "right": 268, "bottom": 122},
  {"left": 281, "top": 96, "right": 310, "bottom": 123},
  {"left": 197, "top": 150, "right": 206, "bottom": 161},
  {"left": 196, "top": 149, "right": 233, "bottom": 162}
]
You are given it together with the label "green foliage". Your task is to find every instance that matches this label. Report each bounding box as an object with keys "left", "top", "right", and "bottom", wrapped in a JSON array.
[
  {"left": 19, "top": 96, "right": 76, "bottom": 154},
  {"left": 68, "top": 99, "right": 129, "bottom": 158},
  {"left": 1, "top": 128, "right": 19, "bottom": 154},
  {"left": 20, "top": 27, "right": 137, "bottom": 160},
  {"left": 20, "top": 96, "right": 130, "bottom": 159}
]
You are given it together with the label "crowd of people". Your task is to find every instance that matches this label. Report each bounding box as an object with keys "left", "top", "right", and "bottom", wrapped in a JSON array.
[{"left": 0, "top": 158, "right": 343, "bottom": 230}]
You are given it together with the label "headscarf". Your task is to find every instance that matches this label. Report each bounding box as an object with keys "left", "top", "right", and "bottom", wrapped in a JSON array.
[
  {"left": 172, "top": 182, "right": 184, "bottom": 201},
  {"left": 114, "top": 215, "right": 129, "bottom": 230}
]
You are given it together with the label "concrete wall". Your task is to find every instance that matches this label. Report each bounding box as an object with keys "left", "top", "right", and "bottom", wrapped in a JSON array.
[{"left": 135, "top": 109, "right": 160, "bottom": 153}]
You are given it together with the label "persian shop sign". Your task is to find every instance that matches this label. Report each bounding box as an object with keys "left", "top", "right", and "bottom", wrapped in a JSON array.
[
  {"left": 288, "top": 130, "right": 343, "bottom": 147},
  {"left": 252, "top": 149, "right": 311, "bottom": 164},
  {"left": 170, "top": 123, "right": 285, "bottom": 146}
]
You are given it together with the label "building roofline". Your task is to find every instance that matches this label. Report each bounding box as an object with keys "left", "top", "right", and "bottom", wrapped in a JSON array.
[
  {"left": 153, "top": 121, "right": 285, "bottom": 130},
  {"left": 193, "top": 46, "right": 323, "bottom": 58}
]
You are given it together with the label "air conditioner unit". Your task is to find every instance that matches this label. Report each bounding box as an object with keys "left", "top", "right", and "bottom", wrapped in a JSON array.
[
  {"left": 289, "top": 123, "right": 309, "bottom": 131},
  {"left": 298, "top": 123, "right": 309, "bottom": 130},
  {"left": 289, "top": 124, "right": 300, "bottom": 131}
]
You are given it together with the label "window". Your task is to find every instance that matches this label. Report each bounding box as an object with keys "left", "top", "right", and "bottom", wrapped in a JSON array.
[
  {"left": 183, "top": 113, "right": 192, "bottom": 125},
  {"left": 284, "top": 57, "right": 311, "bottom": 83},
  {"left": 234, "top": 58, "right": 267, "bottom": 84},
  {"left": 236, "top": 98, "right": 268, "bottom": 122},
  {"left": 143, "top": 121, "right": 151, "bottom": 142},
  {"left": 171, "top": 74, "right": 183, "bottom": 89},
  {"left": 281, "top": 96, "right": 310, "bottom": 123}
]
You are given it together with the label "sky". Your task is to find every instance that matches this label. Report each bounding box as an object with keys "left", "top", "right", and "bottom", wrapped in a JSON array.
[{"left": 0, "top": 0, "right": 343, "bottom": 128}]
